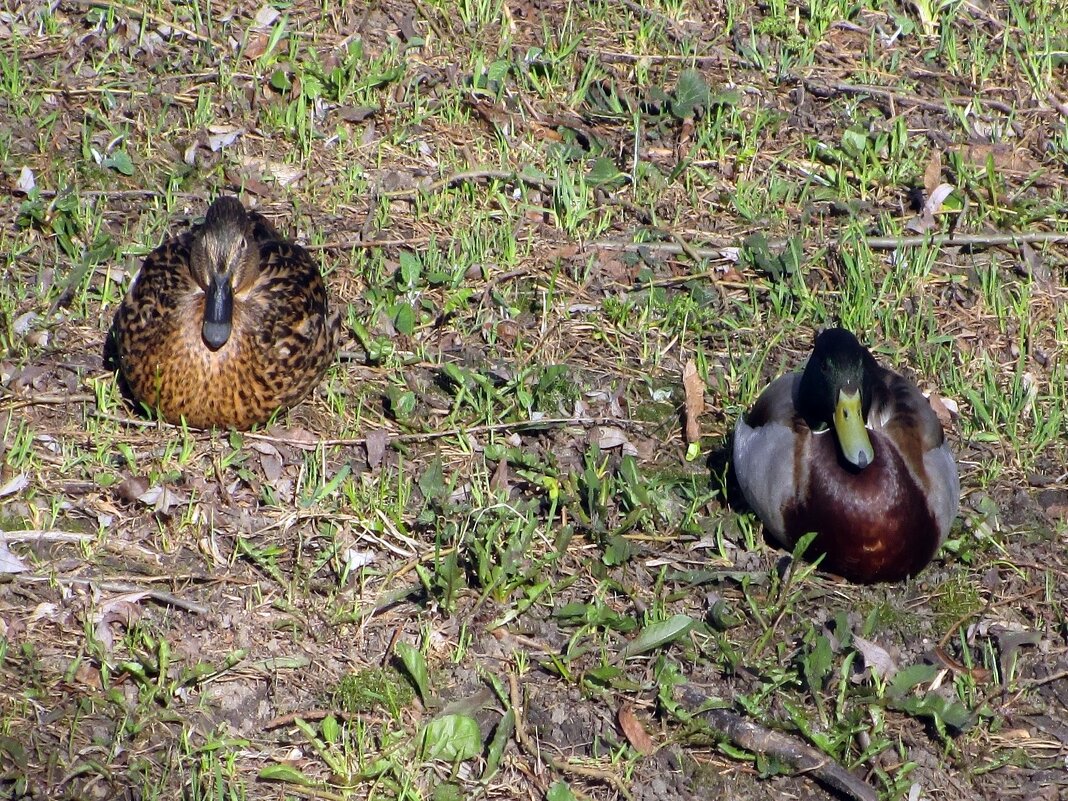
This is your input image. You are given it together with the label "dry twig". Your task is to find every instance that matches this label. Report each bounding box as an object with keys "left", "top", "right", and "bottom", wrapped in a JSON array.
[{"left": 676, "top": 684, "right": 878, "bottom": 801}]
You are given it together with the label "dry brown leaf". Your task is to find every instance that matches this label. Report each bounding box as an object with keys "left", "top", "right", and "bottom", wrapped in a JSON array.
[
  {"left": 490, "top": 458, "right": 510, "bottom": 493},
  {"left": 618, "top": 704, "right": 655, "bottom": 755},
  {"left": 933, "top": 646, "right": 992, "bottom": 682},
  {"left": 244, "top": 32, "right": 271, "bottom": 60},
  {"left": 258, "top": 448, "right": 283, "bottom": 483},
  {"left": 0, "top": 541, "right": 28, "bottom": 574},
  {"left": 853, "top": 635, "right": 897, "bottom": 680},
  {"left": 927, "top": 392, "right": 957, "bottom": 429},
  {"left": 239, "top": 155, "right": 304, "bottom": 187},
  {"left": 592, "top": 426, "right": 637, "bottom": 456},
  {"left": 682, "top": 359, "right": 704, "bottom": 444},
  {"left": 1016, "top": 240, "right": 1054, "bottom": 290},
  {"left": 956, "top": 143, "right": 1035, "bottom": 174},
  {"left": 922, "top": 149, "right": 942, "bottom": 198},
  {"left": 906, "top": 182, "right": 955, "bottom": 233},
  {"left": 365, "top": 429, "right": 389, "bottom": 469},
  {"left": 94, "top": 594, "right": 148, "bottom": 651}
]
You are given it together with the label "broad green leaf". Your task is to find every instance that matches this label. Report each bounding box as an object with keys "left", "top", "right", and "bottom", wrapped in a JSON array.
[
  {"left": 841, "top": 127, "right": 870, "bottom": 159},
  {"left": 321, "top": 714, "right": 340, "bottom": 744},
  {"left": 301, "top": 73, "right": 324, "bottom": 100},
  {"left": 586, "top": 664, "right": 624, "bottom": 684},
  {"left": 802, "top": 633, "right": 833, "bottom": 693},
  {"left": 889, "top": 692, "right": 974, "bottom": 733},
  {"left": 586, "top": 156, "right": 627, "bottom": 188},
  {"left": 398, "top": 250, "right": 422, "bottom": 288},
  {"left": 269, "top": 69, "right": 290, "bottom": 91},
  {"left": 259, "top": 764, "right": 316, "bottom": 785},
  {"left": 887, "top": 663, "right": 940, "bottom": 698},
  {"left": 395, "top": 641, "right": 432, "bottom": 704},
  {"left": 547, "top": 781, "right": 577, "bottom": 801},
  {"left": 484, "top": 708, "right": 514, "bottom": 778},
  {"left": 418, "top": 457, "right": 446, "bottom": 502},
  {"left": 440, "top": 362, "right": 468, "bottom": 389},
  {"left": 617, "top": 614, "right": 696, "bottom": 661},
  {"left": 392, "top": 302, "right": 414, "bottom": 335},
  {"left": 385, "top": 386, "right": 415, "bottom": 421},
  {"left": 103, "top": 150, "right": 135, "bottom": 176},
  {"left": 420, "top": 713, "right": 482, "bottom": 761},
  {"left": 602, "top": 535, "right": 631, "bottom": 567},
  {"left": 486, "top": 60, "right": 511, "bottom": 83},
  {"left": 672, "top": 68, "right": 709, "bottom": 119}
]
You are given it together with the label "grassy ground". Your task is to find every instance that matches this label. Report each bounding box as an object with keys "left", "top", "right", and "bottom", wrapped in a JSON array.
[{"left": 2, "top": 1, "right": 1067, "bottom": 799}]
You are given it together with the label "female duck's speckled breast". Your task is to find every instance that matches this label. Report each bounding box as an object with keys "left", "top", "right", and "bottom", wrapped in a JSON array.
[{"left": 112, "top": 196, "right": 337, "bottom": 430}]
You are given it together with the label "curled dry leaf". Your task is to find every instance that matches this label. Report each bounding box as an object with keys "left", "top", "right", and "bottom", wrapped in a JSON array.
[
  {"left": 490, "top": 458, "right": 510, "bottom": 493},
  {"left": 94, "top": 594, "right": 148, "bottom": 651},
  {"left": 15, "top": 166, "right": 35, "bottom": 194},
  {"left": 343, "top": 548, "right": 376, "bottom": 572},
  {"left": 922, "top": 149, "right": 942, "bottom": 198},
  {"left": 593, "top": 426, "right": 637, "bottom": 456},
  {"left": 137, "top": 485, "right": 186, "bottom": 516},
  {"left": 115, "top": 475, "right": 150, "bottom": 503},
  {"left": 1016, "top": 240, "right": 1053, "bottom": 289},
  {"left": 365, "top": 429, "right": 390, "bottom": 469},
  {"left": 853, "top": 635, "right": 897, "bottom": 680},
  {"left": 244, "top": 32, "right": 271, "bottom": 60},
  {"left": 239, "top": 155, "right": 305, "bottom": 187},
  {"left": 618, "top": 703, "right": 656, "bottom": 755},
  {"left": 0, "top": 541, "right": 29, "bottom": 574},
  {"left": 682, "top": 359, "right": 704, "bottom": 444},
  {"left": 926, "top": 392, "right": 957, "bottom": 430},
  {"left": 906, "top": 182, "right": 956, "bottom": 233},
  {"left": 251, "top": 4, "right": 281, "bottom": 30},
  {"left": 206, "top": 125, "right": 244, "bottom": 152},
  {"left": 0, "top": 473, "right": 29, "bottom": 498},
  {"left": 250, "top": 441, "right": 284, "bottom": 483}
]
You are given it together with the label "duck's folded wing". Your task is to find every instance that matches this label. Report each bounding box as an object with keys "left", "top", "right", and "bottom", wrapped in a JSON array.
[
  {"left": 732, "top": 372, "right": 802, "bottom": 543},
  {"left": 872, "top": 367, "right": 960, "bottom": 537},
  {"left": 871, "top": 368, "right": 946, "bottom": 450},
  {"left": 923, "top": 443, "right": 960, "bottom": 540}
]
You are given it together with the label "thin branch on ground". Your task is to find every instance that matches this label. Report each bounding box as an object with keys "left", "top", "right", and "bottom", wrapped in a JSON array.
[
  {"left": 16, "top": 575, "right": 209, "bottom": 614},
  {"left": 863, "top": 231, "right": 1068, "bottom": 249},
  {"left": 64, "top": 0, "right": 211, "bottom": 42},
  {"left": 803, "top": 78, "right": 1020, "bottom": 116},
  {"left": 590, "top": 229, "right": 1068, "bottom": 262},
  {"left": 0, "top": 531, "right": 94, "bottom": 544},
  {"left": 241, "top": 415, "right": 647, "bottom": 449},
  {"left": 676, "top": 684, "right": 878, "bottom": 801}
]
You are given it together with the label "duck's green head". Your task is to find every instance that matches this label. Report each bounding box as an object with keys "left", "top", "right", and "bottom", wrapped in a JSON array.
[
  {"left": 797, "top": 328, "right": 878, "bottom": 468},
  {"left": 190, "top": 196, "right": 257, "bottom": 351}
]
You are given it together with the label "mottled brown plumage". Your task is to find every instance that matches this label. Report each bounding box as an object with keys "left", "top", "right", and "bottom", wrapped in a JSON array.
[
  {"left": 732, "top": 328, "right": 959, "bottom": 583},
  {"left": 113, "top": 196, "right": 338, "bottom": 429}
]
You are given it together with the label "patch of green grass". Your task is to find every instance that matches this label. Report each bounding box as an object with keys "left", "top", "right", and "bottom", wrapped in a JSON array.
[{"left": 336, "top": 667, "right": 415, "bottom": 713}]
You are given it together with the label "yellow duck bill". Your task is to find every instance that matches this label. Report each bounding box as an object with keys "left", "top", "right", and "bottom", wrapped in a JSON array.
[{"left": 833, "top": 388, "right": 875, "bottom": 468}]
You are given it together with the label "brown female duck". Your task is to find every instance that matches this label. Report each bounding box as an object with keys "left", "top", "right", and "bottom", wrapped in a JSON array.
[
  {"left": 732, "top": 328, "right": 959, "bottom": 583},
  {"left": 113, "top": 196, "right": 337, "bottom": 429}
]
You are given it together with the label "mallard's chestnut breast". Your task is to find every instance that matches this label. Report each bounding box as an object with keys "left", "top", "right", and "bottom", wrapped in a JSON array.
[{"left": 783, "top": 430, "right": 941, "bottom": 583}]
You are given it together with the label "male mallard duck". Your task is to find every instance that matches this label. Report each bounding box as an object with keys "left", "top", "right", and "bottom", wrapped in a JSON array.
[
  {"left": 112, "top": 196, "right": 338, "bottom": 430},
  {"left": 732, "top": 328, "right": 959, "bottom": 583}
]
